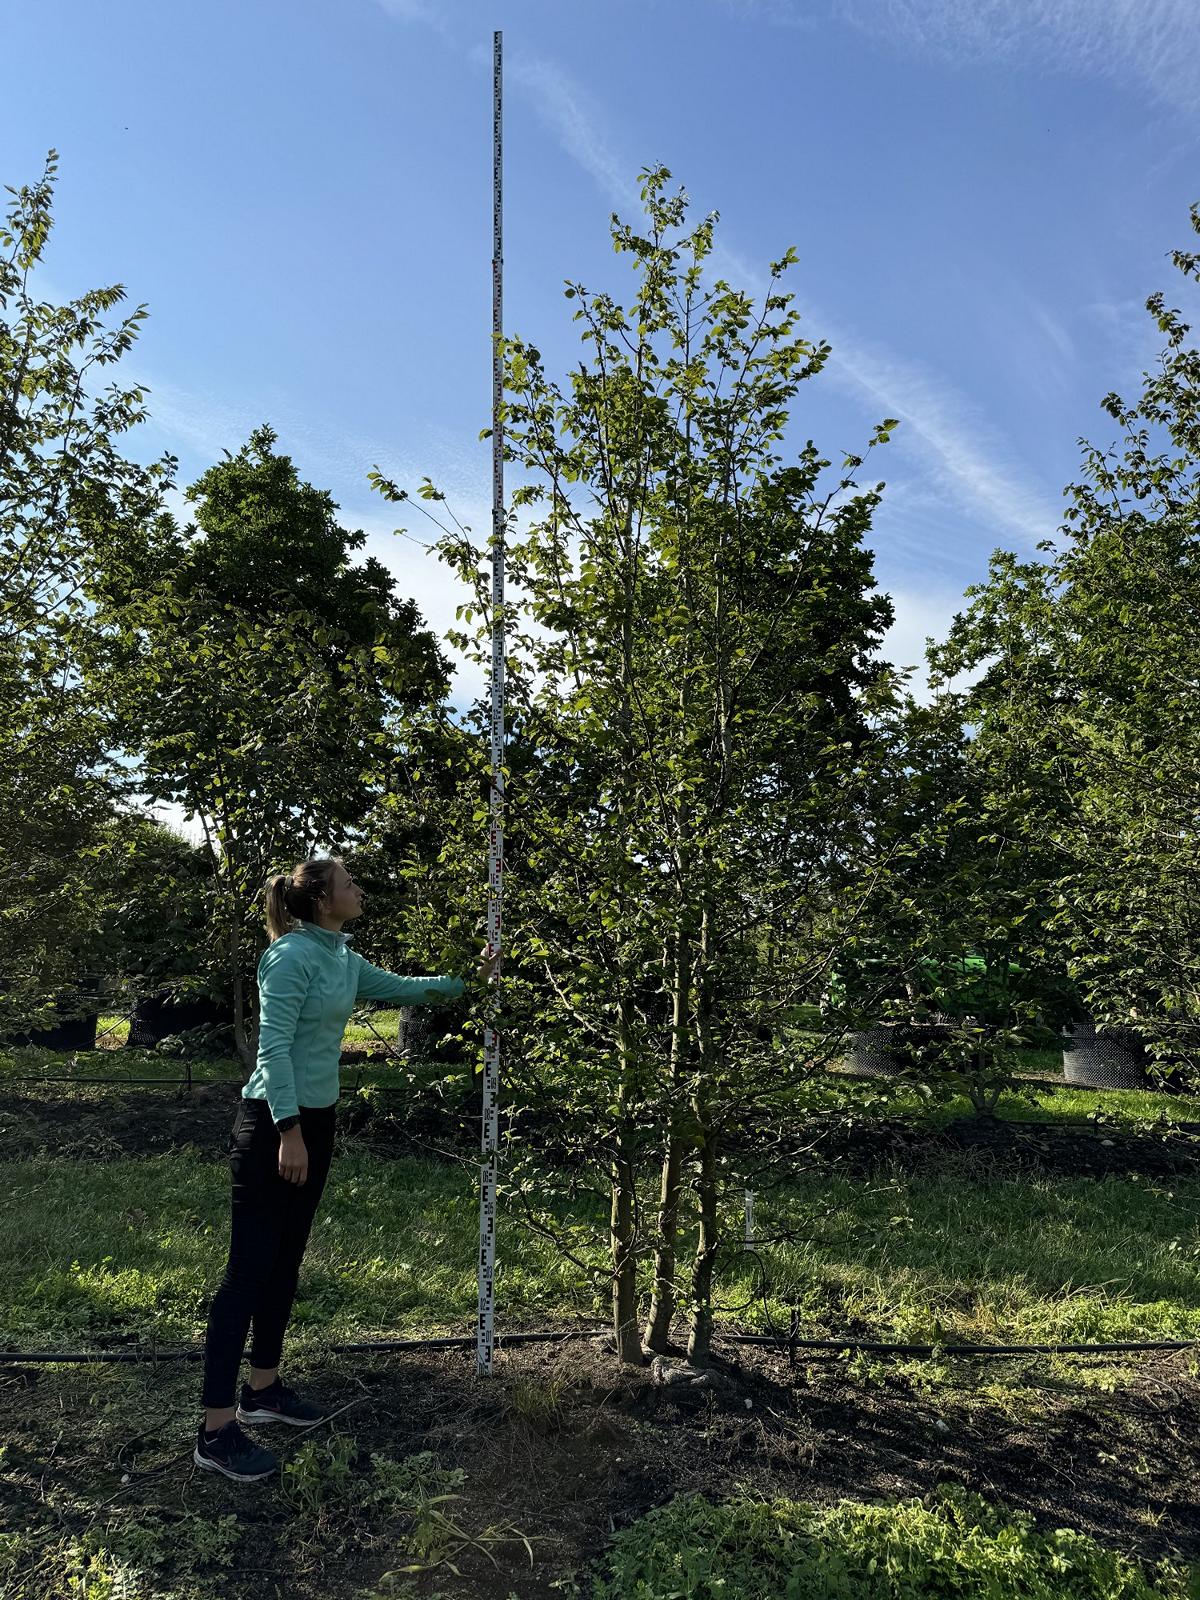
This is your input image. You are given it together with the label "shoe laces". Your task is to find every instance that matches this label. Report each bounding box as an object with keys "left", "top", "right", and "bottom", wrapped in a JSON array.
[{"left": 204, "top": 1418, "right": 242, "bottom": 1445}]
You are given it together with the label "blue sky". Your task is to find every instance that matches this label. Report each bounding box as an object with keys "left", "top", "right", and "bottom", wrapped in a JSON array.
[{"left": 4, "top": 0, "right": 1199, "bottom": 835}]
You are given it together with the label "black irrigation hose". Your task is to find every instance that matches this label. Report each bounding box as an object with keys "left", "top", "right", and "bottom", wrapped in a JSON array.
[
  {"left": 726, "top": 1336, "right": 1200, "bottom": 1357},
  {"left": 0, "top": 1330, "right": 609, "bottom": 1365},
  {"left": 0, "top": 1075, "right": 412, "bottom": 1088},
  {"left": 2, "top": 1331, "right": 1197, "bottom": 1367},
  {"left": 6, "top": 1072, "right": 1200, "bottom": 1116},
  {"left": 2, "top": 1076, "right": 213, "bottom": 1086}
]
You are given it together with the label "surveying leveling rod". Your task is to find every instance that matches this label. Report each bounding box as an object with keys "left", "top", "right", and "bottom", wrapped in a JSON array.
[{"left": 476, "top": 27, "right": 504, "bottom": 1379}]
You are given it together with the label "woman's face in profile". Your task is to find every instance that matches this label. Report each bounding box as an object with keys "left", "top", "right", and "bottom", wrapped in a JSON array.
[{"left": 323, "top": 865, "right": 365, "bottom": 922}]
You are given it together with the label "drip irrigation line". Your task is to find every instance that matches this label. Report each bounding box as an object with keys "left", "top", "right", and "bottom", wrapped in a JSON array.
[
  {"left": 0, "top": 1329, "right": 607, "bottom": 1365},
  {"left": 728, "top": 1336, "right": 1200, "bottom": 1358},
  {"left": 1, "top": 1331, "right": 1196, "bottom": 1368},
  {"left": 2, "top": 1075, "right": 216, "bottom": 1087},
  {"left": 0, "top": 1072, "right": 430, "bottom": 1088}
]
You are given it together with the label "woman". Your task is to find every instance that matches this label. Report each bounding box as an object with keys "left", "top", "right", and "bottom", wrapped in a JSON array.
[{"left": 194, "top": 855, "right": 498, "bottom": 1483}]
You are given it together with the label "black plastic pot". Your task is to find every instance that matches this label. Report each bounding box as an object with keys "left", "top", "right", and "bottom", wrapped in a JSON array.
[
  {"left": 844, "top": 1025, "right": 904, "bottom": 1077},
  {"left": 3, "top": 975, "right": 101, "bottom": 1051},
  {"left": 126, "top": 990, "right": 235, "bottom": 1049},
  {"left": 396, "top": 1005, "right": 467, "bottom": 1064},
  {"left": 844, "top": 1020, "right": 959, "bottom": 1079},
  {"left": 1061, "top": 1018, "right": 1149, "bottom": 1090}
]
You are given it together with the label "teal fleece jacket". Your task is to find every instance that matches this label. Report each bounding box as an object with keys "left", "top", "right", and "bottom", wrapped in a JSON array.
[{"left": 242, "top": 921, "right": 467, "bottom": 1123}]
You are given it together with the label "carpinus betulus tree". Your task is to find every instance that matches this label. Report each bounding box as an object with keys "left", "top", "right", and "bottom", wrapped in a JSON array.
[{"left": 371, "top": 167, "right": 903, "bottom": 1367}]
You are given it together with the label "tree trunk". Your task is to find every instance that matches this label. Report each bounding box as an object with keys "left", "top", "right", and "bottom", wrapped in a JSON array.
[
  {"left": 687, "top": 899, "right": 720, "bottom": 1369},
  {"left": 607, "top": 485, "right": 647, "bottom": 1367},
  {"left": 645, "top": 555, "right": 697, "bottom": 1353},
  {"left": 685, "top": 457, "right": 731, "bottom": 1370},
  {"left": 229, "top": 898, "right": 255, "bottom": 1070},
  {"left": 687, "top": 1106, "right": 719, "bottom": 1369},
  {"left": 611, "top": 994, "right": 643, "bottom": 1363}
]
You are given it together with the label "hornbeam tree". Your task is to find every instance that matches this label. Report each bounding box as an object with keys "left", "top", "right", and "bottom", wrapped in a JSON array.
[{"left": 373, "top": 167, "right": 904, "bottom": 1366}]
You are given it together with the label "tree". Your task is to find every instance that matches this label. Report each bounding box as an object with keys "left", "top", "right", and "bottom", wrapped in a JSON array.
[
  {"left": 92, "top": 813, "right": 219, "bottom": 1001},
  {"left": 373, "top": 167, "right": 901, "bottom": 1366},
  {"left": 924, "top": 203, "right": 1200, "bottom": 1079},
  {"left": 0, "top": 150, "right": 175, "bottom": 1030},
  {"left": 823, "top": 678, "right": 1084, "bottom": 1118},
  {"left": 85, "top": 426, "right": 454, "bottom": 1064}
]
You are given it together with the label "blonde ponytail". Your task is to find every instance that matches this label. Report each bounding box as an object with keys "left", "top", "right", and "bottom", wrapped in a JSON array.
[{"left": 264, "top": 873, "right": 293, "bottom": 942}]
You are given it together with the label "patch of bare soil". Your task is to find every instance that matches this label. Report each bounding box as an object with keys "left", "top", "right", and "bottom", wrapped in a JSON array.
[
  {"left": 893, "top": 1115, "right": 1199, "bottom": 1180},
  {"left": 9, "top": 1076, "right": 1199, "bottom": 1187},
  {"left": 0, "top": 1080, "right": 246, "bottom": 1161},
  {"left": 723, "top": 1110, "right": 1200, "bottom": 1183}
]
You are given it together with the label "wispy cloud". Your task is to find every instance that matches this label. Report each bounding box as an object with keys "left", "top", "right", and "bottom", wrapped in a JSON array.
[
  {"left": 127, "top": 370, "right": 264, "bottom": 467},
  {"left": 369, "top": 0, "right": 454, "bottom": 43},
  {"left": 506, "top": 53, "right": 642, "bottom": 213},
  {"left": 833, "top": 0, "right": 1200, "bottom": 118},
  {"left": 1082, "top": 297, "right": 1167, "bottom": 384},
  {"left": 1032, "top": 304, "right": 1074, "bottom": 366},
  {"left": 822, "top": 328, "right": 1061, "bottom": 546},
  {"left": 483, "top": 52, "right": 1064, "bottom": 587},
  {"left": 502, "top": 58, "right": 1060, "bottom": 551},
  {"left": 706, "top": 235, "right": 1059, "bottom": 547}
]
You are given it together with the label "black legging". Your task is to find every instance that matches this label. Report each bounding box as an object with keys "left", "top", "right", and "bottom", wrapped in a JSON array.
[{"left": 201, "top": 1096, "right": 337, "bottom": 1410}]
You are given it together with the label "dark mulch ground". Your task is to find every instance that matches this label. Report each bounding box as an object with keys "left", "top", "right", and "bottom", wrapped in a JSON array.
[
  {"left": 5, "top": 1075, "right": 1198, "bottom": 1187},
  {"left": 779, "top": 1109, "right": 1200, "bottom": 1181},
  {"left": 2, "top": 1334, "right": 1197, "bottom": 1599},
  {"left": 0, "top": 1079, "right": 247, "bottom": 1161},
  {"left": 0, "top": 1074, "right": 471, "bottom": 1164}
]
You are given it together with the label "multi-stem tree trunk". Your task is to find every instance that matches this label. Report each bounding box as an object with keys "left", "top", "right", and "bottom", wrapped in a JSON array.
[
  {"left": 687, "top": 898, "right": 720, "bottom": 1369},
  {"left": 231, "top": 944, "right": 250, "bottom": 1065},
  {"left": 611, "top": 992, "right": 643, "bottom": 1362},
  {"left": 195, "top": 803, "right": 255, "bottom": 1072},
  {"left": 229, "top": 888, "right": 261, "bottom": 1070},
  {"left": 645, "top": 415, "right": 698, "bottom": 1354},
  {"left": 687, "top": 464, "right": 731, "bottom": 1371},
  {"left": 609, "top": 499, "right": 647, "bottom": 1365}
]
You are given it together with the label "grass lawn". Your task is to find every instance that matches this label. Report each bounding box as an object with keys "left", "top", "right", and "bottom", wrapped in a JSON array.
[
  {"left": 2, "top": 1045, "right": 1198, "bottom": 1599},
  {"left": 3, "top": 1143, "right": 1200, "bottom": 1357}
]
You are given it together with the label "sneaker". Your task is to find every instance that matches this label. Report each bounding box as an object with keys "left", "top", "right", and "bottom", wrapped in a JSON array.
[
  {"left": 194, "top": 1419, "right": 278, "bottom": 1482},
  {"left": 237, "top": 1376, "right": 329, "bottom": 1427}
]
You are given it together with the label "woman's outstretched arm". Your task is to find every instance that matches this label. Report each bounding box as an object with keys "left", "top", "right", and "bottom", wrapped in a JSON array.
[{"left": 352, "top": 947, "right": 500, "bottom": 1003}]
